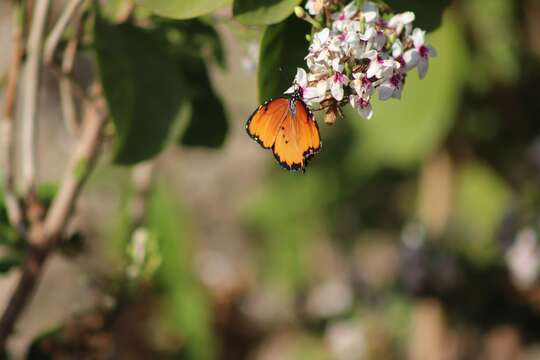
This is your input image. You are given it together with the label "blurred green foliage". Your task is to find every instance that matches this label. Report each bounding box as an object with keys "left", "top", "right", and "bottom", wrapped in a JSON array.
[
  {"left": 134, "top": 0, "right": 232, "bottom": 20},
  {"left": 146, "top": 185, "right": 215, "bottom": 360},
  {"left": 233, "top": 0, "right": 303, "bottom": 25},
  {"left": 94, "top": 13, "right": 229, "bottom": 164}
]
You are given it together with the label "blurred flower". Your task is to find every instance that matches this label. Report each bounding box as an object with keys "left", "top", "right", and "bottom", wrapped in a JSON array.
[
  {"left": 506, "top": 227, "right": 540, "bottom": 290},
  {"left": 325, "top": 320, "right": 365, "bottom": 360},
  {"left": 388, "top": 11, "right": 415, "bottom": 36},
  {"left": 241, "top": 42, "right": 260, "bottom": 73},
  {"left": 305, "top": 277, "right": 353, "bottom": 318},
  {"left": 291, "top": 1, "right": 436, "bottom": 120},
  {"left": 305, "top": 0, "right": 324, "bottom": 16}
]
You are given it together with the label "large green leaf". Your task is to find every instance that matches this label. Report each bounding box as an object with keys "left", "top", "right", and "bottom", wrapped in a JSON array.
[
  {"left": 344, "top": 11, "right": 466, "bottom": 174},
  {"left": 134, "top": 0, "right": 231, "bottom": 19},
  {"left": 94, "top": 17, "right": 185, "bottom": 164},
  {"left": 388, "top": 0, "right": 450, "bottom": 32},
  {"left": 258, "top": 15, "right": 310, "bottom": 102},
  {"left": 178, "top": 56, "right": 228, "bottom": 148},
  {"left": 147, "top": 18, "right": 229, "bottom": 148},
  {"left": 233, "top": 0, "right": 302, "bottom": 25}
]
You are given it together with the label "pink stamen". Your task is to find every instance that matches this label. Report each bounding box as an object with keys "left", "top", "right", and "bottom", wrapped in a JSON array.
[{"left": 419, "top": 45, "right": 429, "bottom": 58}]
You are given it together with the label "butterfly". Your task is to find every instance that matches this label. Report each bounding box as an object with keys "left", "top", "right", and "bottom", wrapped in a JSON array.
[{"left": 245, "top": 91, "right": 321, "bottom": 172}]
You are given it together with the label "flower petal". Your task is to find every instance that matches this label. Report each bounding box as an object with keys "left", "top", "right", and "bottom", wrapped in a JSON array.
[
  {"left": 411, "top": 28, "right": 425, "bottom": 49},
  {"left": 378, "top": 83, "right": 394, "bottom": 101},
  {"left": 417, "top": 58, "right": 429, "bottom": 79}
]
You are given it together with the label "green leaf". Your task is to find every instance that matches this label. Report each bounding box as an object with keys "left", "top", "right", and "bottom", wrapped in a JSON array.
[
  {"left": 233, "top": 0, "right": 302, "bottom": 25},
  {"left": 151, "top": 18, "right": 226, "bottom": 69},
  {"left": 344, "top": 11, "right": 466, "bottom": 173},
  {"left": 94, "top": 17, "right": 185, "bottom": 165},
  {"left": 258, "top": 15, "right": 310, "bottom": 102},
  {"left": 134, "top": 0, "right": 231, "bottom": 19},
  {"left": 0, "top": 253, "right": 23, "bottom": 273},
  {"left": 141, "top": 18, "right": 229, "bottom": 148},
  {"left": 26, "top": 328, "right": 62, "bottom": 360},
  {"left": 388, "top": 0, "right": 450, "bottom": 32},
  {"left": 451, "top": 163, "right": 511, "bottom": 266},
  {"left": 178, "top": 55, "right": 228, "bottom": 148},
  {"left": 147, "top": 184, "right": 215, "bottom": 360}
]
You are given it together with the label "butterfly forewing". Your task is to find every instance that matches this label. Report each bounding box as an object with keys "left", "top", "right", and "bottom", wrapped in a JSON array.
[{"left": 246, "top": 97, "right": 288, "bottom": 149}]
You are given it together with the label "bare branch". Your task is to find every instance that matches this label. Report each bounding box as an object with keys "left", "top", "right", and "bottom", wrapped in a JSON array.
[
  {"left": 44, "top": 95, "right": 107, "bottom": 244},
  {"left": 43, "top": 0, "right": 84, "bottom": 65},
  {"left": 59, "top": 10, "right": 85, "bottom": 137},
  {"left": 20, "top": 0, "right": 51, "bottom": 195},
  {"left": 2, "top": 3, "right": 25, "bottom": 234},
  {"left": 0, "top": 93, "right": 107, "bottom": 347}
]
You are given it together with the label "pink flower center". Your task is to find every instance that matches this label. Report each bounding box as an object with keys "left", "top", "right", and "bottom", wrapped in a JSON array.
[
  {"left": 338, "top": 31, "right": 347, "bottom": 41},
  {"left": 359, "top": 98, "right": 370, "bottom": 109},
  {"left": 390, "top": 74, "right": 402, "bottom": 87},
  {"left": 338, "top": 13, "right": 346, "bottom": 20},
  {"left": 419, "top": 45, "right": 429, "bottom": 58},
  {"left": 361, "top": 76, "right": 372, "bottom": 89},
  {"left": 334, "top": 72, "right": 345, "bottom": 83}
]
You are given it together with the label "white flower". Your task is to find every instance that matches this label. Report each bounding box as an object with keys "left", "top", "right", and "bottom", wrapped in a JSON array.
[
  {"left": 305, "top": 0, "right": 324, "bottom": 16},
  {"left": 378, "top": 73, "right": 404, "bottom": 100},
  {"left": 310, "top": 28, "right": 330, "bottom": 52},
  {"left": 388, "top": 12, "right": 415, "bottom": 36},
  {"left": 329, "top": 72, "right": 349, "bottom": 101},
  {"left": 361, "top": 2, "right": 379, "bottom": 24},
  {"left": 363, "top": 51, "right": 398, "bottom": 79},
  {"left": 332, "top": 2, "right": 358, "bottom": 32},
  {"left": 285, "top": 67, "right": 308, "bottom": 94},
  {"left": 304, "top": 79, "right": 328, "bottom": 105},
  {"left": 506, "top": 228, "right": 540, "bottom": 290},
  {"left": 350, "top": 94, "right": 373, "bottom": 120},
  {"left": 351, "top": 72, "right": 373, "bottom": 97},
  {"left": 403, "top": 28, "right": 437, "bottom": 79}
]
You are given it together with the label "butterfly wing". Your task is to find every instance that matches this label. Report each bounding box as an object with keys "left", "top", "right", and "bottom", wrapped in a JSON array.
[
  {"left": 246, "top": 97, "right": 289, "bottom": 148},
  {"left": 246, "top": 96, "right": 321, "bottom": 171},
  {"left": 272, "top": 99, "right": 321, "bottom": 171}
]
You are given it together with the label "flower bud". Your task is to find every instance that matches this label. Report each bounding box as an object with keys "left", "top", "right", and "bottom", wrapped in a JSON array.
[
  {"left": 324, "top": 107, "right": 338, "bottom": 125},
  {"left": 294, "top": 6, "right": 306, "bottom": 19}
]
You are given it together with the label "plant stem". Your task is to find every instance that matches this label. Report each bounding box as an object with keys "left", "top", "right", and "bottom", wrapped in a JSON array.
[
  {"left": 2, "top": 3, "right": 25, "bottom": 235},
  {"left": 0, "top": 91, "right": 107, "bottom": 350},
  {"left": 20, "top": 0, "right": 51, "bottom": 196},
  {"left": 43, "top": 0, "right": 84, "bottom": 65}
]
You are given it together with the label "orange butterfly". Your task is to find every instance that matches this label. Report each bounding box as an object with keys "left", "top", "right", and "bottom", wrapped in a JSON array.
[{"left": 246, "top": 91, "right": 321, "bottom": 171}]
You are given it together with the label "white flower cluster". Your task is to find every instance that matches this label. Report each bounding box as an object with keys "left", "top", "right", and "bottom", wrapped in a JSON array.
[{"left": 288, "top": 1, "right": 437, "bottom": 120}]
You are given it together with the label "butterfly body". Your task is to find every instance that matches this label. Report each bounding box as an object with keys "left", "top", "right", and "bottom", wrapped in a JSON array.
[{"left": 245, "top": 92, "right": 321, "bottom": 172}]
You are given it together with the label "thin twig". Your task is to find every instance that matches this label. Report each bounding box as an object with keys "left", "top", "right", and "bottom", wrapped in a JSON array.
[
  {"left": 59, "top": 10, "right": 85, "bottom": 137},
  {"left": 0, "top": 93, "right": 107, "bottom": 348},
  {"left": 2, "top": 3, "right": 25, "bottom": 235},
  {"left": 20, "top": 0, "right": 51, "bottom": 196},
  {"left": 130, "top": 161, "right": 156, "bottom": 228},
  {"left": 43, "top": 0, "right": 84, "bottom": 65},
  {"left": 44, "top": 89, "right": 107, "bottom": 244}
]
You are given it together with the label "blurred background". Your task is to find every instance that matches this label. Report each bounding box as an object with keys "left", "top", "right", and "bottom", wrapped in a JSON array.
[{"left": 2, "top": 0, "right": 540, "bottom": 359}]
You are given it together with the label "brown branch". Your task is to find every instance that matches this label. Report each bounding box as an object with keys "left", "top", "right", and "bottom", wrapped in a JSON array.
[
  {"left": 1, "top": 4, "right": 25, "bottom": 235},
  {"left": 44, "top": 91, "right": 107, "bottom": 244},
  {"left": 58, "top": 10, "right": 85, "bottom": 137},
  {"left": 0, "top": 93, "right": 107, "bottom": 349},
  {"left": 20, "top": 0, "right": 51, "bottom": 196},
  {"left": 43, "top": 0, "right": 84, "bottom": 65}
]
